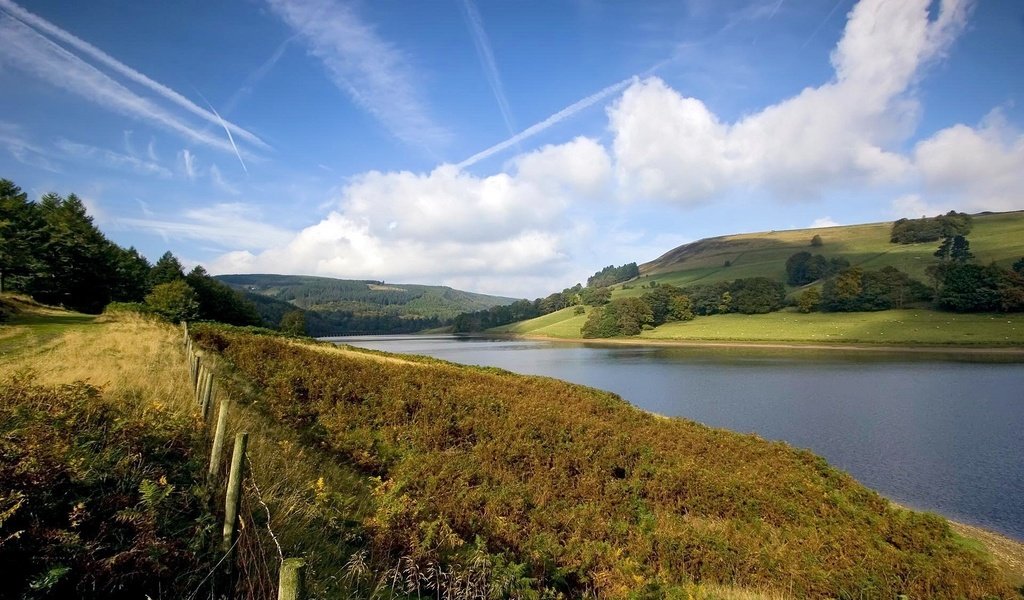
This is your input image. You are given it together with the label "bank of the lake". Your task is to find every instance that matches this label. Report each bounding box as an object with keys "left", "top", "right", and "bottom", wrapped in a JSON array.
[
  {"left": 339, "top": 334, "right": 1024, "bottom": 547},
  {"left": 491, "top": 307, "right": 1024, "bottom": 348}
]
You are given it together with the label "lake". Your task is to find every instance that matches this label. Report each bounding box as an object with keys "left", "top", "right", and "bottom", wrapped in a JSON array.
[{"left": 332, "top": 334, "right": 1024, "bottom": 541}]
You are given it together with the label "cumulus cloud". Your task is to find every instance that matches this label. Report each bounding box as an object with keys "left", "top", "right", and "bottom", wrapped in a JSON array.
[
  {"left": 608, "top": 0, "right": 971, "bottom": 203},
  {"left": 890, "top": 193, "right": 951, "bottom": 219},
  {"left": 207, "top": 137, "right": 612, "bottom": 295},
  {"left": 913, "top": 110, "right": 1024, "bottom": 212}
]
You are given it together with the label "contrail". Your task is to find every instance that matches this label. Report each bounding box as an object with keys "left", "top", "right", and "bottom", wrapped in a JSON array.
[
  {"left": 457, "top": 76, "right": 637, "bottom": 169},
  {"left": 460, "top": 0, "right": 517, "bottom": 137},
  {"left": 802, "top": 0, "right": 846, "bottom": 48},
  {"left": 195, "top": 90, "right": 248, "bottom": 174},
  {"left": 0, "top": 0, "right": 268, "bottom": 150}
]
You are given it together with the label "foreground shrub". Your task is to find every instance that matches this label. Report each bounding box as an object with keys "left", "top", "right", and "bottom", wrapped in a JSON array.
[{"left": 0, "top": 375, "right": 213, "bottom": 599}]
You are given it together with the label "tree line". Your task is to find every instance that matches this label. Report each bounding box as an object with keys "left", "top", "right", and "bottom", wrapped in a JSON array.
[
  {"left": 453, "top": 263, "right": 640, "bottom": 332},
  {"left": 0, "top": 178, "right": 307, "bottom": 333}
]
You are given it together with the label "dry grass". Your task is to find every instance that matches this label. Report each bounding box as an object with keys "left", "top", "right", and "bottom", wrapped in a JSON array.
[{"left": 0, "top": 313, "right": 369, "bottom": 597}]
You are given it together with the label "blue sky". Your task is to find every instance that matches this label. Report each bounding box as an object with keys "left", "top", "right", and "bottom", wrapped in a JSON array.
[{"left": 1, "top": 0, "right": 1022, "bottom": 298}]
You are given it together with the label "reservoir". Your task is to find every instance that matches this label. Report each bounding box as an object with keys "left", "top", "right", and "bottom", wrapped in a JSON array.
[{"left": 333, "top": 335, "right": 1024, "bottom": 541}]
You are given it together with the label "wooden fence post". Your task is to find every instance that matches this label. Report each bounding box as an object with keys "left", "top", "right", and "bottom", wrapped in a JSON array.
[
  {"left": 201, "top": 377, "right": 215, "bottom": 420},
  {"left": 278, "top": 558, "right": 306, "bottom": 600},
  {"left": 208, "top": 397, "right": 230, "bottom": 482},
  {"left": 222, "top": 432, "right": 249, "bottom": 556}
]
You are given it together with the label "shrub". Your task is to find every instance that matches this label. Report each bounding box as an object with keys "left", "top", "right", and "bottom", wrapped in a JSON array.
[
  {"left": 0, "top": 375, "right": 212, "bottom": 598},
  {"left": 145, "top": 280, "right": 199, "bottom": 323}
]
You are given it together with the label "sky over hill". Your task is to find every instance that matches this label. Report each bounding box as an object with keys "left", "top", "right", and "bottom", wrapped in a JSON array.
[{"left": 1, "top": 0, "right": 1022, "bottom": 297}]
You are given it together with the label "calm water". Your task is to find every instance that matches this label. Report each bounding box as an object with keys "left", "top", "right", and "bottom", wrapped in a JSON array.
[{"left": 333, "top": 335, "right": 1024, "bottom": 540}]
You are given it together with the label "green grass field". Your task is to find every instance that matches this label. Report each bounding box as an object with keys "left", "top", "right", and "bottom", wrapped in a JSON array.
[
  {"left": 0, "top": 294, "right": 97, "bottom": 358},
  {"left": 490, "top": 305, "right": 591, "bottom": 338},
  {"left": 615, "top": 211, "right": 1024, "bottom": 299},
  {"left": 643, "top": 310, "right": 1023, "bottom": 345},
  {"left": 497, "top": 306, "right": 1024, "bottom": 346}
]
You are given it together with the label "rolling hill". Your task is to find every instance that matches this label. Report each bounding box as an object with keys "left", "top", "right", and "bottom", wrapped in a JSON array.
[
  {"left": 217, "top": 274, "right": 517, "bottom": 336},
  {"left": 492, "top": 210, "right": 1024, "bottom": 343},
  {"left": 632, "top": 210, "right": 1024, "bottom": 294}
]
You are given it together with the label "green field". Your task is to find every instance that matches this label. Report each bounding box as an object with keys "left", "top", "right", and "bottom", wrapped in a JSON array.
[
  {"left": 615, "top": 210, "right": 1024, "bottom": 299},
  {"left": 491, "top": 305, "right": 592, "bottom": 337},
  {"left": 643, "top": 310, "right": 1023, "bottom": 345},
  {"left": 0, "top": 294, "right": 97, "bottom": 357},
  {"left": 496, "top": 306, "right": 1024, "bottom": 346}
]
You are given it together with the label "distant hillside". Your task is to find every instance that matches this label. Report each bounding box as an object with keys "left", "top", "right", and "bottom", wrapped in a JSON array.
[
  {"left": 636, "top": 210, "right": 1024, "bottom": 291},
  {"left": 491, "top": 210, "right": 1024, "bottom": 342},
  {"left": 216, "top": 274, "right": 517, "bottom": 336}
]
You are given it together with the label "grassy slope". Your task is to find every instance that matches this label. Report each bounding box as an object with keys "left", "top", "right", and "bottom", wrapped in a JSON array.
[
  {"left": 195, "top": 325, "right": 1021, "bottom": 599},
  {"left": 0, "top": 294, "right": 97, "bottom": 357},
  {"left": 493, "top": 305, "right": 593, "bottom": 338},
  {"left": 633, "top": 211, "right": 1024, "bottom": 295}
]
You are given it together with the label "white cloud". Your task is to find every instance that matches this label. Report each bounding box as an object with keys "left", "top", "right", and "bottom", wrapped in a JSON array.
[
  {"left": 913, "top": 109, "right": 1024, "bottom": 212},
  {"left": 206, "top": 137, "right": 612, "bottom": 295},
  {"left": 458, "top": 76, "right": 634, "bottom": 168},
  {"left": 209, "top": 164, "right": 240, "bottom": 195},
  {"left": 810, "top": 217, "right": 840, "bottom": 228},
  {"left": 0, "top": 121, "right": 61, "bottom": 172},
  {"left": 607, "top": 0, "right": 971, "bottom": 203},
  {"left": 56, "top": 138, "right": 172, "bottom": 177},
  {"left": 116, "top": 203, "right": 293, "bottom": 250},
  {"left": 890, "top": 193, "right": 950, "bottom": 219},
  {"left": 179, "top": 149, "right": 197, "bottom": 180},
  {"left": 266, "top": 0, "right": 449, "bottom": 149}
]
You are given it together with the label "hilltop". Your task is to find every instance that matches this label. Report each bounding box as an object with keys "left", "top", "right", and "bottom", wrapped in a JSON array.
[
  {"left": 637, "top": 210, "right": 1024, "bottom": 290},
  {"left": 217, "top": 273, "right": 517, "bottom": 336}
]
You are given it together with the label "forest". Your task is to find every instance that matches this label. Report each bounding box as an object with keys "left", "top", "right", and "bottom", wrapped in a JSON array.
[{"left": 0, "top": 178, "right": 296, "bottom": 330}]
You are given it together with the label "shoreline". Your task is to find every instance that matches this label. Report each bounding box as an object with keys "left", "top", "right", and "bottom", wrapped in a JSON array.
[{"left": 498, "top": 333, "right": 1024, "bottom": 356}]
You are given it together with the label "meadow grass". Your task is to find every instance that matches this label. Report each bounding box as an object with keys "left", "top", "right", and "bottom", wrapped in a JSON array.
[
  {"left": 0, "top": 294, "right": 97, "bottom": 358},
  {"left": 642, "top": 309, "right": 1024, "bottom": 346},
  {"left": 0, "top": 312, "right": 374, "bottom": 598},
  {"left": 491, "top": 305, "right": 592, "bottom": 337}
]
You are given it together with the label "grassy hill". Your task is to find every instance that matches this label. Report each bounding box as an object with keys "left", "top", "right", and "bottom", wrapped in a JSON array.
[
  {"left": 631, "top": 210, "right": 1024, "bottom": 295},
  {"left": 3, "top": 303, "right": 1023, "bottom": 597},
  {"left": 495, "top": 211, "right": 1024, "bottom": 343},
  {"left": 216, "top": 274, "right": 517, "bottom": 336}
]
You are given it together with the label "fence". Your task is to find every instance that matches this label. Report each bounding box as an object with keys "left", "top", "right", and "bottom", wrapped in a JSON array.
[{"left": 183, "top": 323, "right": 307, "bottom": 600}]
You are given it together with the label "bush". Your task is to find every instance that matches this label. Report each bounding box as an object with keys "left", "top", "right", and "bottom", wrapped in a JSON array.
[
  {"left": 145, "top": 280, "right": 199, "bottom": 323},
  {"left": 0, "top": 376, "right": 212, "bottom": 599},
  {"left": 890, "top": 211, "right": 972, "bottom": 244}
]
